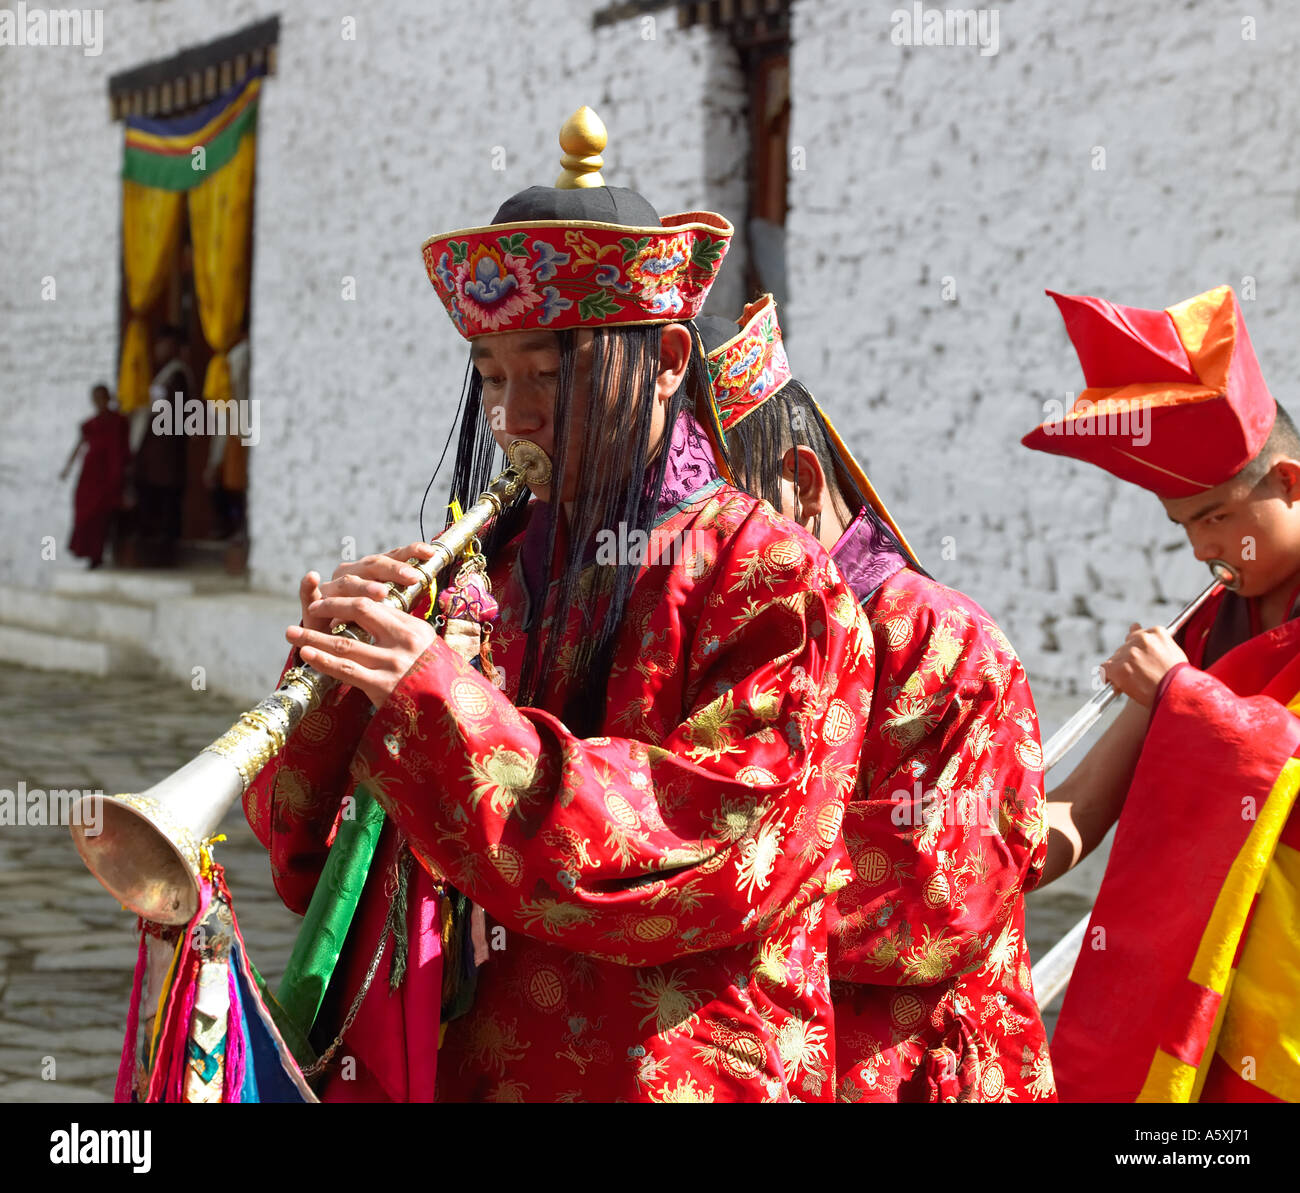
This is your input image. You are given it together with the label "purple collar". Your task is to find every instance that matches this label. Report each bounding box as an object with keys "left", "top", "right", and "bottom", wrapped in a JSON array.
[
  {"left": 830, "top": 506, "right": 910, "bottom": 604},
  {"left": 650, "top": 409, "right": 722, "bottom": 520},
  {"left": 517, "top": 410, "right": 722, "bottom": 613}
]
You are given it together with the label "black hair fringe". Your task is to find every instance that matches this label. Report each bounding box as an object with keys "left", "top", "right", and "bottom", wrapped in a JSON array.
[
  {"left": 445, "top": 326, "right": 693, "bottom": 736},
  {"left": 724, "top": 381, "right": 926, "bottom": 576}
]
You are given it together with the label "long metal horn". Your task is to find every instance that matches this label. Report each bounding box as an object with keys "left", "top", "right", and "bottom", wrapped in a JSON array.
[
  {"left": 1041, "top": 560, "right": 1236, "bottom": 772},
  {"left": 69, "top": 439, "right": 552, "bottom": 924},
  {"left": 1034, "top": 560, "right": 1240, "bottom": 1010}
]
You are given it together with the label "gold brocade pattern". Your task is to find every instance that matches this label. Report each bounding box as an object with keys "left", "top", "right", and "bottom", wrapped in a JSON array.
[
  {"left": 829, "top": 568, "right": 1052, "bottom": 1103},
  {"left": 247, "top": 476, "right": 874, "bottom": 1102}
]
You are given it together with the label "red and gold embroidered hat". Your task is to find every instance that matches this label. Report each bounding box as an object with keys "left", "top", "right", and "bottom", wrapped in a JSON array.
[
  {"left": 421, "top": 107, "right": 733, "bottom": 340},
  {"left": 700, "top": 294, "right": 918, "bottom": 560},
  {"left": 1022, "top": 285, "right": 1276, "bottom": 497},
  {"left": 701, "top": 294, "right": 792, "bottom": 432}
]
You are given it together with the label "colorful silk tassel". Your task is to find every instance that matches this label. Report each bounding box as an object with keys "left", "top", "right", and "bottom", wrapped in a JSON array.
[
  {"left": 118, "top": 866, "right": 315, "bottom": 1103},
  {"left": 114, "top": 933, "right": 149, "bottom": 1104},
  {"left": 223, "top": 966, "right": 246, "bottom": 1102}
]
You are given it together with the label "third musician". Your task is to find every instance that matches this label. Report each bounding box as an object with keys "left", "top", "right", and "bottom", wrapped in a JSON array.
[{"left": 1024, "top": 284, "right": 1300, "bottom": 1103}]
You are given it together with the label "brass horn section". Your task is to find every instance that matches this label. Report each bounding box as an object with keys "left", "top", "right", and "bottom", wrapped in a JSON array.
[{"left": 70, "top": 439, "right": 552, "bottom": 925}]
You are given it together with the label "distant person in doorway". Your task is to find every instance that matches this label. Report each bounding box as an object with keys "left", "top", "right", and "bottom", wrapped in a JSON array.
[
  {"left": 204, "top": 331, "right": 250, "bottom": 541},
  {"left": 130, "top": 324, "right": 192, "bottom": 566},
  {"left": 61, "top": 383, "right": 129, "bottom": 569}
]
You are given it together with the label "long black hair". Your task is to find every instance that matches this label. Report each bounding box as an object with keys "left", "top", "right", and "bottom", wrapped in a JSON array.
[
  {"left": 725, "top": 380, "right": 863, "bottom": 532},
  {"left": 446, "top": 323, "right": 704, "bottom": 734},
  {"left": 722, "top": 379, "right": 923, "bottom": 571}
]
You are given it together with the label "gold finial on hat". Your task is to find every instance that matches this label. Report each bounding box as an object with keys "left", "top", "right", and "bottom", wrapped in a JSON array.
[{"left": 555, "top": 106, "right": 607, "bottom": 189}]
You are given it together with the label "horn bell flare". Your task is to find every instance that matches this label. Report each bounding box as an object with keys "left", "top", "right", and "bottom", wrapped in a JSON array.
[{"left": 71, "top": 795, "right": 200, "bottom": 925}]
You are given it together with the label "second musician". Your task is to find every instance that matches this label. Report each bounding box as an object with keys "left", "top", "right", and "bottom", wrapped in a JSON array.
[{"left": 701, "top": 297, "right": 1054, "bottom": 1103}]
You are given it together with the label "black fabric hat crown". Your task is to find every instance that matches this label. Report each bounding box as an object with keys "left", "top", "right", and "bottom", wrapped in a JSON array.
[
  {"left": 420, "top": 107, "right": 734, "bottom": 341},
  {"left": 492, "top": 185, "right": 661, "bottom": 227},
  {"left": 695, "top": 314, "right": 741, "bottom": 355}
]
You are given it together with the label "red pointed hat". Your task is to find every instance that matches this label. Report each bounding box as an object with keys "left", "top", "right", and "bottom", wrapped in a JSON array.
[{"left": 1022, "top": 285, "right": 1275, "bottom": 497}]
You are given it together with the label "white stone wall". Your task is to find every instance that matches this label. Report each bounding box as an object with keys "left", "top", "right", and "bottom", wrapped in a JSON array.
[
  {"left": 787, "top": 0, "right": 1300, "bottom": 690},
  {"left": 4, "top": 0, "right": 1297, "bottom": 696},
  {"left": 242, "top": 0, "right": 748, "bottom": 613},
  {"left": 0, "top": 0, "right": 746, "bottom": 683}
]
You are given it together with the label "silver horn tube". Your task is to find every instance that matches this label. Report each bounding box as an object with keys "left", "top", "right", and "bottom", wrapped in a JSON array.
[
  {"left": 1041, "top": 560, "right": 1235, "bottom": 773},
  {"left": 70, "top": 439, "right": 553, "bottom": 924}
]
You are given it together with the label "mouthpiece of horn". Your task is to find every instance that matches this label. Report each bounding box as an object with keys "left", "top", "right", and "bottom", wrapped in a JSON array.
[
  {"left": 1209, "top": 560, "right": 1240, "bottom": 590},
  {"left": 507, "top": 438, "right": 552, "bottom": 486}
]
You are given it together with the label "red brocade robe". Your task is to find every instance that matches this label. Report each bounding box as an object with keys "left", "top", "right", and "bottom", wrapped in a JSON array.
[
  {"left": 1051, "top": 586, "right": 1300, "bottom": 1102},
  {"left": 69, "top": 409, "right": 129, "bottom": 561},
  {"left": 244, "top": 415, "right": 877, "bottom": 1102},
  {"left": 823, "top": 513, "right": 1054, "bottom": 1102}
]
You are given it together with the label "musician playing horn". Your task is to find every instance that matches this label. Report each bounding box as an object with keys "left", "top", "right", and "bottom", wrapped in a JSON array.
[
  {"left": 1023, "top": 284, "right": 1300, "bottom": 1103},
  {"left": 699, "top": 298, "right": 1054, "bottom": 1103},
  {"left": 242, "top": 111, "right": 876, "bottom": 1102}
]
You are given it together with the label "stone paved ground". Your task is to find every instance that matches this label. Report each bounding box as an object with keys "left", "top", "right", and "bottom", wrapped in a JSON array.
[
  {"left": 0, "top": 666, "right": 301, "bottom": 1103},
  {"left": 0, "top": 665, "right": 1089, "bottom": 1102}
]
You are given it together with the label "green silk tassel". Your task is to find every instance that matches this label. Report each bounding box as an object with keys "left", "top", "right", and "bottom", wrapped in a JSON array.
[{"left": 275, "top": 785, "right": 387, "bottom": 1045}]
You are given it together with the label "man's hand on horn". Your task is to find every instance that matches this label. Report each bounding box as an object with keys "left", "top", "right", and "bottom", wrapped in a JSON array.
[
  {"left": 1100, "top": 623, "right": 1188, "bottom": 708},
  {"left": 287, "top": 543, "right": 444, "bottom": 707}
]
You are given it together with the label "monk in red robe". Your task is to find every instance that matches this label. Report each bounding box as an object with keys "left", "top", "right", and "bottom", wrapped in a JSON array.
[
  {"left": 1025, "top": 284, "right": 1300, "bottom": 1102},
  {"left": 243, "top": 114, "right": 875, "bottom": 1102},
  {"left": 700, "top": 297, "right": 1054, "bottom": 1102},
  {"left": 61, "top": 383, "right": 129, "bottom": 567}
]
